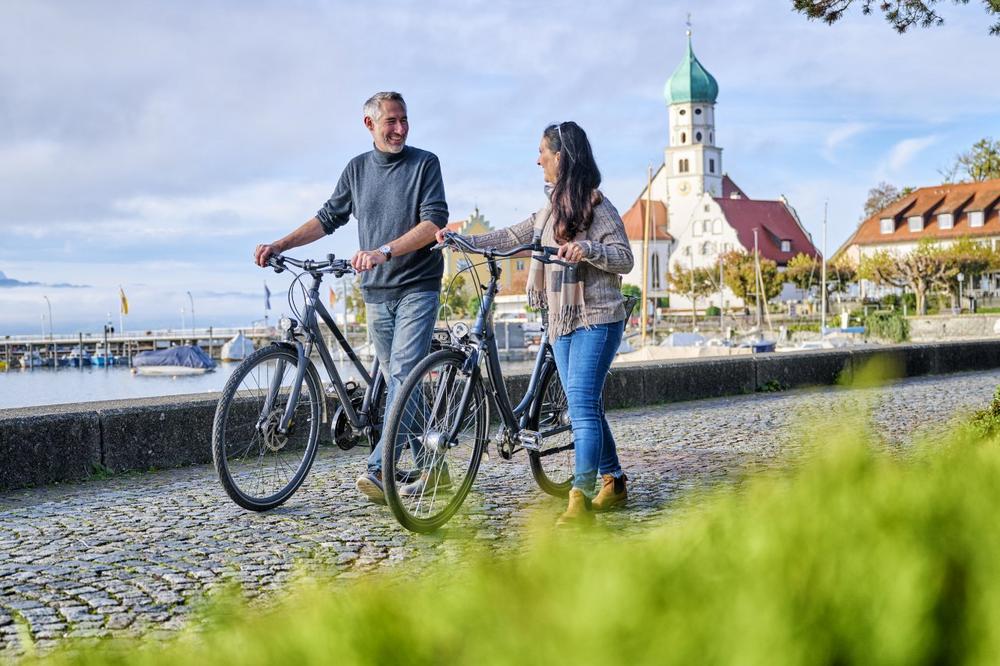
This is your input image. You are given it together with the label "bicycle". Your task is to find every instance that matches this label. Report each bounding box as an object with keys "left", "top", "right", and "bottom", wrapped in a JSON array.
[
  {"left": 212, "top": 253, "right": 394, "bottom": 511},
  {"left": 380, "top": 233, "right": 578, "bottom": 533}
]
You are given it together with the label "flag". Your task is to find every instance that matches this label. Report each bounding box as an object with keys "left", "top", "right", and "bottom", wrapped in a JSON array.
[
  {"left": 119, "top": 287, "right": 129, "bottom": 315},
  {"left": 328, "top": 286, "right": 337, "bottom": 308},
  {"left": 264, "top": 282, "right": 271, "bottom": 310}
]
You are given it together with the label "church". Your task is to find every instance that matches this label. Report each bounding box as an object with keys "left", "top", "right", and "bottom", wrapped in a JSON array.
[{"left": 621, "top": 31, "right": 819, "bottom": 312}]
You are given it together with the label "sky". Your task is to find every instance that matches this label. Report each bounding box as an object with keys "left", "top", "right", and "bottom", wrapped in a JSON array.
[{"left": 1, "top": 0, "right": 998, "bottom": 335}]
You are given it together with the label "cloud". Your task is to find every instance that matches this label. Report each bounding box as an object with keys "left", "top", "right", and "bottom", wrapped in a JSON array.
[
  {"left": 884, "top": 135, "right": 939, "bottom": 173},
  {"left": 822, "top": 123, "right": 871, "bottom": 162}
]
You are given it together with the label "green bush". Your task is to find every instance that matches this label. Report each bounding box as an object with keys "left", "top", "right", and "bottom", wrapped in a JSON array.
[
  {"left": 865, "top": 309, "right": 909, "bottom": 342},
  {"left": 705, "top": 305, "right": 721, "bottom": 316},
  {"left": 30, "top": 401, "right": 1000, "bottom": 666}
]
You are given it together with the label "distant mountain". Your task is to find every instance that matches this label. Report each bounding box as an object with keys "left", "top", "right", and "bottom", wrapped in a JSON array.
[{"left": 0, "top": 270, "right": 87, "bottom": 288}]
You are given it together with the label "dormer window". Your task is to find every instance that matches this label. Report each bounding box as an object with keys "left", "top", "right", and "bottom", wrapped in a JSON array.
[
  {"left": 938, "top": 213, "right": 954, "bottom": 229},
  {"left": 908, "top": 215, "right": 923, "bottom": 232},
  {"left": 780, "top": 240, "right": 791, "bottom": 253},
  {"left": 880, "top": 218, "right": 894, "bottom": 234},
  {"left": 970, "top": 210, "right": 985, "bottom": 227}
]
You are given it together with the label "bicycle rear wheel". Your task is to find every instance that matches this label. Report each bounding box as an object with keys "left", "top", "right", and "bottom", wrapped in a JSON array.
[
  {"left": 528, "top": 362, "right": 575, "bottom": 497},
  {"left": 212, "top": 345, "right": 322, "bottom": 511},
  {"left": 382, "top": 349, "right": 488, "bottom": 533}
]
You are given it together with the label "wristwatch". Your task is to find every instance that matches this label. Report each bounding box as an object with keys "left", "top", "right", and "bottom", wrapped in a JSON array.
[{"left": 378, "top": 244, "right": 392, "bottom": 260}]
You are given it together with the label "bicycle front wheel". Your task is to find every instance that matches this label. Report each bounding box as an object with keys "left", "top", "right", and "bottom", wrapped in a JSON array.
[
  {"left": 212, "top": 345, "right": 323, "bottom": 511},
  {"left": 382, "top": 349, "right": 488, "bottom": 533},
  {"left": 528, "top": 362, "right": 575, "bottom": 497}
]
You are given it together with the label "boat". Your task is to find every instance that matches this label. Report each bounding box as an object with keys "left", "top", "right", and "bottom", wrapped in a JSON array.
[
  {"left": 59, "top": 348, "right": 92, "bottom": 367},
  {"left": 220, "top": 332, "right": 254, "bottom": 361},
  {"left": 92, "top": 343, "right": 119, "bottom": 367},
  {"left": 19, "top": 350, "right": 45, "bottom": 368},
  {"left": 132, "top": 345, "right": 216, "bottom": 376}
]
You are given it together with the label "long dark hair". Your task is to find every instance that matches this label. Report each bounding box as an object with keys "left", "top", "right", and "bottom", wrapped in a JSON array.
[{"left": 543, "top": 121, "right": 602, "bottom": 243}]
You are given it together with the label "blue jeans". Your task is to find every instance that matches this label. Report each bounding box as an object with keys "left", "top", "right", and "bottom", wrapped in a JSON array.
[
  {"left": 365, "top": 290, "right": 439, "bottom": 473},
  {"left": 552, "top": 320, "right": 625, "bottom": 496}
]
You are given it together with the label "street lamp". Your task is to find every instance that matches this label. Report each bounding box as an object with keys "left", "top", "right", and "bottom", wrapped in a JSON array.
[{"left": 957, "top": 272, "right": 965, "bottom": 314}]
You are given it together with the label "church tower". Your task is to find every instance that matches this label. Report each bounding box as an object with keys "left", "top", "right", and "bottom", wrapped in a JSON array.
[{"left": 663, "top": 30, "right": 722, "bottom": 210}]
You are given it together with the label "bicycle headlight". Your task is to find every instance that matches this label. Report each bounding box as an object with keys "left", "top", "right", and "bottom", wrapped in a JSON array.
[
  {"left": 279, "top": 317, "right": 297, "bottom": 332},
  {"left": 451, "top": 322, "right": 470, "bottom": 341}
]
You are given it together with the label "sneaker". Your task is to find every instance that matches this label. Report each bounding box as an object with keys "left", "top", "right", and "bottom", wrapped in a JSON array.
[
  {"left": 356, "top": 470, "right": 386, "bottom": 505},
  {"left": 556, "top": 488, "right": 594, "bottom": 527},
  {"left": 591, "top": 473, "right": 628, "bottom": 512},
  {"left": 399, "top": 466, "right": 453, "bottom": 498}
]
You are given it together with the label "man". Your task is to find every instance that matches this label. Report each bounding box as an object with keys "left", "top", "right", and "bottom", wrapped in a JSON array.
[{"left": 254, "top": 91, "right": 448, "bottom": 504}]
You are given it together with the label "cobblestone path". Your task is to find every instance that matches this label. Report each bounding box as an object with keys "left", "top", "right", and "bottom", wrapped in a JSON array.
[{"left": 3, "top": 369, "right": 1000, "bottom": 652}]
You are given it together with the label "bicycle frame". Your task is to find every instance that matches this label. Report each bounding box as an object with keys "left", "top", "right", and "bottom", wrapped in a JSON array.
[
  {"left": 445, "top": 253, "right": 558, "bottom": 445},
  {"left": 269, "top": 270, "right": 384, "bottom": 437}
]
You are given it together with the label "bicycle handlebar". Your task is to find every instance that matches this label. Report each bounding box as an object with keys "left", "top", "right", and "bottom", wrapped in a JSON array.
[
  {"left": 433, "top": 231, "right": 575, "bottom": 268},
  {"left": 266, "top": 253, "right": 355, "bottom": 276}
]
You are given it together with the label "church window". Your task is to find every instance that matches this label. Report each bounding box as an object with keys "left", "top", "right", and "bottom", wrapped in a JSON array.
[
  {"left": 695, "top": 108, "right": 702, "bottom": 115},
  {"left": 908, "top": 215, "right": 923, "bottom": 232},
  {"left": 710, "top": 132, "right": 714, "bottom": 143},
  {"left": 679, "top": 109, "right": 687, "bottom": 116},
  {"left": 709, "top": 158, "right": 715, "bottom": 173},
  {"left": 695, "top": 131, "right": 702, "bottom": 142},
  {"left": 651, "top": 254, "right": 661, "bottom": 289},
  {"left": 678, "top": 158, "right": 689, "bottom": 173},
  {"left": 970, "top": 211, "right": 985, "bottom": 227},
  {"left": 880, "top": 218, "right": 894, "bottom": 234},
  {"left": 681, "top": 132, "right": 686, "bottom": 143},
  {"left": 938, "top": 213, "right": 953, "bottom": 229}
]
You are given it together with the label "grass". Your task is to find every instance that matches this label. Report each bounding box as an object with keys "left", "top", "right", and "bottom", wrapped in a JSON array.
[{"left": 23, "top": 371, "right": 1000, "bottom": 665}]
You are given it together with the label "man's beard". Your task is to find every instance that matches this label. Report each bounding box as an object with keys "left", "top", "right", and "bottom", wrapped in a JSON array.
[{"left": 382, "top": 136, "right": 406, "bottom": 154}]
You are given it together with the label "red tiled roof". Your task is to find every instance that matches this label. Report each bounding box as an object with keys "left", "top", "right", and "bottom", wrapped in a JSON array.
[
  {"left": 622, "top": 199, "right": 671, "bottom": 241},
  {"left": 714, "top": 197, "right": 819, "bottom": 265},
  {"left": 848, "top": 178, "right": 1000, "bottom": 247},
  {"left": 721, "top": 174, "right": 747, "bottom": 199}
]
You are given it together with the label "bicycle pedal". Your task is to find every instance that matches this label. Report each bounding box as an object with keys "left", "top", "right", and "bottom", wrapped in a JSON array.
[{"left": 518, "top": 430, "right": 542, "bottom": 451}]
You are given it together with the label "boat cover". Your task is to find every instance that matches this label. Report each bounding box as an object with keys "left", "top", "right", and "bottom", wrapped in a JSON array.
[{"left": 133, "top": 345, "right": 216, "bottom": 369}]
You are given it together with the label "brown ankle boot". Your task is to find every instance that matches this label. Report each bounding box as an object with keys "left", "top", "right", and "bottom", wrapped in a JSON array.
[
  {"left": 556, "top": 489, "right": 594, "bottom": 527},
  {"left": 591, "top": 473, "right": 627, "bottom": 512}
]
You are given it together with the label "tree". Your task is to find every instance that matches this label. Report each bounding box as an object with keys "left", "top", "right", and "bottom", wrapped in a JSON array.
[
  {"left": 862, "top": 182, "right": 912, "bottom": 219},
  {"left": 668, "top": 263, "right": 717, "bottom": 320},
  {"left": 935, "top": 238, "right": 999, "bottom": 306},
  {"left": 345, "top": 275, "right": 366, "bottom": 325},
  {"left": 785, "top": 252, "right": 820, "bottom": 294},
  {"left": 720, "top": 251, "right": 783, "bottom": 315},
  {"left": 859, "top": 241, "right": 950, "bottom": 314},
  {"left": 941, "top": 137, "right": 1000, "bottom": 183},
  {"left": 440, "top": 273, "right": 470, "bottom": 318},
  {"left": 792, "top": 0, "right": 1000, "bottom": 36}
]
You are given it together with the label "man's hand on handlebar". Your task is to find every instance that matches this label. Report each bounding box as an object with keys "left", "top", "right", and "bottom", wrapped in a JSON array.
[
  {"left": 351, "top": 249, "right": 388, "bottom": 273},
  {"left": 254, "top": 242, "right": 284, "bottom": 268}
]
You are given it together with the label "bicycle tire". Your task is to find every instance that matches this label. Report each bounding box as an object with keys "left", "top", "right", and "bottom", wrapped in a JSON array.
[
  {"left": 382, "top": 348, "right": 488, "bottom": 533},
  {"left": 212, "top": 344, "right": 323, "bottom": 511},
  {"left": 527, "top": 362, "right": 575, "bottom": 497}
]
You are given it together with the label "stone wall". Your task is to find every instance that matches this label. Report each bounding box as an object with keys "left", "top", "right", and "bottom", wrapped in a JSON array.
[{"left": 3, "top": 340, "right": 1000, "bottom": 492}]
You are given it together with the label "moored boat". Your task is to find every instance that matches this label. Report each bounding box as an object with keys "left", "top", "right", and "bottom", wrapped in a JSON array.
[
  {"left": 133, "top": 345, "right": 216, "bottom": 376},
  {"left": 220, "top": 332, "right": 254, "bottom": 361}
]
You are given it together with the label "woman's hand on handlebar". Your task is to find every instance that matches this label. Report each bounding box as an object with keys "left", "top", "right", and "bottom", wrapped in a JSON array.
[
  {"left": 254, "top": 241, "right": 283, "bottom": 267},
  {"left": 556, "top": 241, "right": 585, "bottom": 264}
]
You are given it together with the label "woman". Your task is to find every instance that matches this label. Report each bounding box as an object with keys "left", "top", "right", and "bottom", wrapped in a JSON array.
[{"left": 437, "top": 121, "right": 634, "bottom": 525}]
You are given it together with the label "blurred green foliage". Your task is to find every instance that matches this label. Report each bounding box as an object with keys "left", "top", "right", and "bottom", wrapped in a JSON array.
[{"left": 28, "top": 375, "right": 1000, "bottom": 665}]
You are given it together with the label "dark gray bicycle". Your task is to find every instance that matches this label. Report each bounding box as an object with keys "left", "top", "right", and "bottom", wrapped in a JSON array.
[
  {"left": 380, "top": 233, "right": 578, "bottom": 533},
  {"left": 212, "top": 254, "right": 394, "bottom": 511}
]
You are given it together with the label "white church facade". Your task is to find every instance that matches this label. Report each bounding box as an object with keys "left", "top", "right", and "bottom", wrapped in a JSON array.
[{"left": 621, "top": 32, "right": 819, "bottom": 312}]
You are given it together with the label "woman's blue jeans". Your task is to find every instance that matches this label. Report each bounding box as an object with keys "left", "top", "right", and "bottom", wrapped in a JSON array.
[{"left": 552, "top": 320, "right": 625, "bottom": 496}]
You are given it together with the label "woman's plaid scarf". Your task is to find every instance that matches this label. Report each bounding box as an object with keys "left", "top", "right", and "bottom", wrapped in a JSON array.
[{"left": 526, "top": 205, "right": 590, "bottom": 337}]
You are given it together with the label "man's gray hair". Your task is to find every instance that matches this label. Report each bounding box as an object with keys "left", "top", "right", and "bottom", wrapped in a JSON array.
[{"left": 363, "top": 92, "right": 406, "bottom": 121}]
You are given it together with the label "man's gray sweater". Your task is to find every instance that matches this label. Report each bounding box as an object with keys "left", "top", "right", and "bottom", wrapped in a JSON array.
[{"left": 316, "top": 145, "right": 448, "bottom": 303}]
